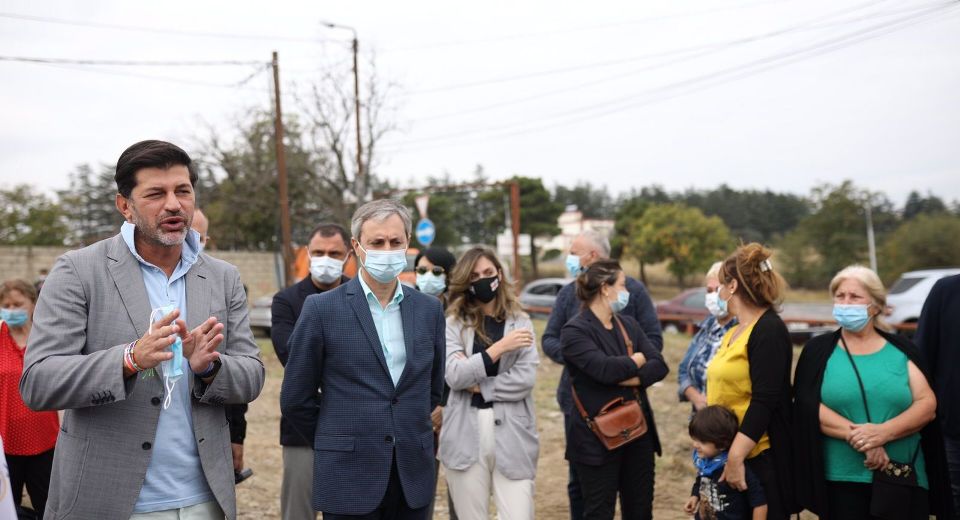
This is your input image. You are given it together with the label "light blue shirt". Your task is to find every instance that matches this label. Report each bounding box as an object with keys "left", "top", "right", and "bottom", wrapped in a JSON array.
[
  {"left": 121, "top": 222, "right": 215, "bottom": 513},
  {"left": 357, "top": 271, "right": 406, "bottom": 386}
]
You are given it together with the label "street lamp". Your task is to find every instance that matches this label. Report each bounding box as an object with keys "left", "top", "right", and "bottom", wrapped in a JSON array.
[{"left": 319, "top": 21, "right": 364, "bottom": 199}]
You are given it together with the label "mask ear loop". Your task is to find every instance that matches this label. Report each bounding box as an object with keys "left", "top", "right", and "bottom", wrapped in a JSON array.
[{"left": 149, "top": 307, "right": 177, "bottom": 410}]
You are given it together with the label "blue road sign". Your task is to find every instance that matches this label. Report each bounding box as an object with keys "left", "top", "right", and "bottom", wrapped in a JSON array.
[{"left": 416, "top": 218, "right": 436, "bottom": 247}]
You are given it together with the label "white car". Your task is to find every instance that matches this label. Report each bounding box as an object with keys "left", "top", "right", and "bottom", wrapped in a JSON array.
[
  {"left": 885, "top": 268, "right": 960, "bottom": 325},
  {"left": 248, "top": 296, "right": 273, "bottom": 336}
]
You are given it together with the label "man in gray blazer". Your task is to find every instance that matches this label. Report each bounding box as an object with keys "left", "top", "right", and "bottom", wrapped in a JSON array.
[{"left": 20, "top": 140, "right": 265, "bottom": 520}]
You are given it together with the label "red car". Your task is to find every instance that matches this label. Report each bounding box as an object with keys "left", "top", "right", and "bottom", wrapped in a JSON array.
[{"left": 655, "top": 287, "right": 708, "bottom": 331}]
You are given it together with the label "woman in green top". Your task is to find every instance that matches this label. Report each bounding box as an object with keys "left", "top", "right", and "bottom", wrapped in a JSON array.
[{"left": 794, "top": 265, "right": 953, "bottom": 519}]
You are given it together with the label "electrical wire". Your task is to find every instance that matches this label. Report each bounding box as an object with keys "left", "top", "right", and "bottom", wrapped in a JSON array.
[
  {"left": 0, "top": 56, "right": 266, "bottom": 66},
  {"left": 382, "top": 1, "right": 959, "bottom": 152},
  {"left": 0, "top": 12, "right": 329, "bottom": 43}
]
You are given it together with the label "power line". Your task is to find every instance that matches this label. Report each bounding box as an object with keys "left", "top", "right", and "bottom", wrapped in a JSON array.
[
  {"left": 0, "top": 12, "right": 330, "bottom": 43},
  {"left": 383, "top": 2, "right": 959, "bottom": 152},
  {"left": 0, "top": 55, "right": 266, "bottom": 66}
]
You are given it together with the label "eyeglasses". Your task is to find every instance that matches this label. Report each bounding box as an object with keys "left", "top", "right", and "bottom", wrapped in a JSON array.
[{"left": 416, "top": 266, "right": 445, "bottom": 276}]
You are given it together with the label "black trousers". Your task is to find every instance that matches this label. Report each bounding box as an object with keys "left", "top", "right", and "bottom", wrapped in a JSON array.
[
  {"left": 745, "top": 450, "right": 790, "bottom": 520},
  {"left": 574, "top": 434, "right": 655, "bottom": 520},
  {"left": 7, "top": 448, "right": 54, "bottom": 519},
  {"left": 324, "top": 455, "right": 429, "bottom": 520},
  {"left": 826, "top": 480, "right": 929, "bottom": 520}
]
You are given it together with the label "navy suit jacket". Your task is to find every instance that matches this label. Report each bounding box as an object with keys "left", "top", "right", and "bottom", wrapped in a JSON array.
[{"left": 280, "top": 276, "right": 446, "bottom": 515}]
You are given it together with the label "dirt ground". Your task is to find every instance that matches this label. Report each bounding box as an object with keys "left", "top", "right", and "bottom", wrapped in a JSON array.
[{"left": 236, "top": 323, "right": 814, "bottom": 519}]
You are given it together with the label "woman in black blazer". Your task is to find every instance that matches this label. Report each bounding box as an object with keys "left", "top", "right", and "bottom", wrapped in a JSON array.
[{"left": 561, "top": 260, "right": 669, "bottom": 520}]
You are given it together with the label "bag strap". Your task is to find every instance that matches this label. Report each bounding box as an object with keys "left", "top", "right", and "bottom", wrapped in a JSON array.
[
  {"left": 614, "top": 315, "right": 642, "bottom": 401},
  {"left": 839, "top": 334, "right": 872, "bottom": 423},
  {"left": 839, "top": 334, "right": 922, "bottom": 463},
  {"left": 571, "top": 315, "right": 640, "bottom": 424}
]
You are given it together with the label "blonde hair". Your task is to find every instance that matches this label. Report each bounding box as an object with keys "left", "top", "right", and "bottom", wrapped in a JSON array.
[
  {"left": 705, "top": 261, "right": 723, "bottom": 283},
  {"left": 719, "top": 243, "right": 786, "bottom": 309},
  {"left": 446, "top": 246, "right": 524, "bottom": 344},
  {"left": 829, "top": 265, "right": 889, "bottom": 329}
]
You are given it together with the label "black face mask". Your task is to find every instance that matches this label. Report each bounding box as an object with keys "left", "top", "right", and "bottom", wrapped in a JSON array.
[{"left": 470, "top": 275, "right": 500, "bottom": 303}]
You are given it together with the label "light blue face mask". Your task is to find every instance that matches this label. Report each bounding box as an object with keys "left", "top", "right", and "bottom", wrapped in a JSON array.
[
  {"left": 565, "top": 254, "right": 582, "bottom": 278},
  {"left": 833, "top": 304, "right": 872, "bottom": 332},
  {"left": 359, "top": 245, "right": 407, "bottom": 283},
  {"left": 151, "top": 304, "right": 184, "bottom": 410},
  {"left": 0, "top": 308, "right": 29, "bottom": 327},
  {"left": 416, "top": 272, "right": 446, "bottom": 296},
  {"left": 610, "top": 290, "right": 630, "bottom": 313}
]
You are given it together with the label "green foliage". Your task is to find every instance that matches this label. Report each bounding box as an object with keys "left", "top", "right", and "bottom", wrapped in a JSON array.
[
  {"left": 553, "top": 182, "right": 615, "bottom": 219},
  {"left": 402, "top": 167, "right": 501, "bottom": 248},
  {"left": 879, "top": 214, "right": 960, "bottom": 284},
  {"left": 624, "top": 203, "right": 732, "bottom": 286},
  {"left": 778, "top": 181, "right": 897, "bottom": 289},
  {"left": 0, "top": 185, "right": 68, "bottom": 245},
  {"left": 679, "top": 184, "right": 809, "bottom": 243},
  {"left": 483, "top": 175, "right": 563, "bottom": 278},
  {"left": 902, "top": 191, "right": 948, "bottom": 220},
  {"left": 56, "top": 164, "right": 123, "bottom": 245}
]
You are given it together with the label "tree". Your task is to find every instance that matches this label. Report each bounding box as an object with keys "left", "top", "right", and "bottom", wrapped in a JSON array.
[
  {"left": 624, "top": 203, "right": 732, "bottom": 287},
  {"left": 0, "top": 185, "right": 68, "bottom": 245},
  {"left": 902, "top": 191, "right": 947, "bottom": 220},
  {"left": 611, "top": 196, "right": 652, "bottom": 282},
  {"left": 57, "top": 164, "right": 123, "bottom": 245},
  {"left": 879, "top": 214, "right": 960, "bottom": 284},
  {"left": 553, "top": 182, "right": 615, "bottom": 219},
  {"left": 778, "top": 181, "right": 896, "bottom": 288},
  {"left": 679, "top": 185, "right": 809, "bottom": 243},
  {"left": 482, "top": 176, "right": 563, "bottom": 279}
]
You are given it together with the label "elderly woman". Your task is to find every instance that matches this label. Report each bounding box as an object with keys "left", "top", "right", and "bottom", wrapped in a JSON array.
[
  {"left": 677, "top": 261, "right": 738, "bottom": 411},
  {"left": 1, "top": 279, "right": 59, "bottom": 517},
  {"left": 794, "top": 265, "right": 953, "bottom": 519}
]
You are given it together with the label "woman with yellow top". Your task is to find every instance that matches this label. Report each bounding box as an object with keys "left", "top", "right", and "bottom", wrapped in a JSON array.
[{"left": 705, "top": 243, "right": 796, "bottom": 519}]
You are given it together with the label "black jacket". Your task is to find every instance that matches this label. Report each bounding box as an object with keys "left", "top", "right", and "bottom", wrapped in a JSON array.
[
  {"left": 734, "top": 309, "right": 797, "bottom": 514},
  {"left": 561, "top": 309, "right": 668, "bottom": 465},
  {"left": 917, "top": 274, "right": 960, "bottom": 438},
  {"left": 793, "top": 328, "right": 954, "bottom": 519},
  {"left": 271, "top": 274, "right": 349, "bottom": 446}
]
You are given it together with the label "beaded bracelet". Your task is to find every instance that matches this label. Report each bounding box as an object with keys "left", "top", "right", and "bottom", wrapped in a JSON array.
[{"left": 124, "top": 341, "right": 144, "bottom": 372}]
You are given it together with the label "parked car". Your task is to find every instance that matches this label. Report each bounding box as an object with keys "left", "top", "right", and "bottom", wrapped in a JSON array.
[
  {"left": 656, "top": 287, "right": 708, "bottom": 331},
  {"left": 249, "top": 296, "right": 272, "bottom": 337},
  {"left": 886, "top": 268, "right": 960, "bottom": 325},
  {"left": 519, "top": 277, "right": 569, "bottom": 316}
]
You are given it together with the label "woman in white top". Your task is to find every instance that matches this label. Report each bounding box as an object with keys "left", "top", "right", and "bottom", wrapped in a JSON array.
[{"left": 440, "top": 246, "right": 540, "bottom": 520}]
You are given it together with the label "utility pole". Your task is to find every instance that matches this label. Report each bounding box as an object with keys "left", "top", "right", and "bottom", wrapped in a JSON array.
[
  {"left": 352, "top": 36, "right": 363, "bottom": 199},
  {"left": 272, "top": 51, "right": 293, "bottom": 287}
]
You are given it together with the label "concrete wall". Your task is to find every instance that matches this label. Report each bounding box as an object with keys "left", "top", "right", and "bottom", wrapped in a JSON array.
[{"left": 0, "top": 245, "right": 282, "bottom": 303}]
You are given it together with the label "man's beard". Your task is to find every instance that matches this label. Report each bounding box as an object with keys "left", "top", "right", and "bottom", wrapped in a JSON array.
[{"left": 130, "top": 205, "right": 190, "bottom": 247}]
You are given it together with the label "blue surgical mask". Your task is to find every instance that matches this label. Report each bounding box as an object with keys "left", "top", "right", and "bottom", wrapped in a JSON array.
[
  {"left": 151, "top": 304, "right": 184, "bottom": 410},
  {"left": 310, "top": 255, "right": 344, "bottom": 285},
  {"left": 358, "top": 246, "right": 407, "bottom": 283},
  {"left": 833, "top": 304, "right": 872, "bottom": 332},
  {"left": 417, "top": 272, "right": 446, "bottom": 296},
  {"left": 610, "top": 290, "right": 630, "bottom": 313},
  {"left": 717, "top": 287, "right": 732, "bottom": 315},
  {"left": 704, "top": 291, "right": 727, "bottom": 318},
  {"left": 1, "top": 308, "right": 29, "bottom": 327},
  {"left": 565, "top": 254, "right": 582, "bottom": 278}
]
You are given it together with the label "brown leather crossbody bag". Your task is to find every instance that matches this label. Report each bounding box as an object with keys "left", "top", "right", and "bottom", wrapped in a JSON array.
[{"left": 571, "top": 316, "right": 648, "bottom": 450}]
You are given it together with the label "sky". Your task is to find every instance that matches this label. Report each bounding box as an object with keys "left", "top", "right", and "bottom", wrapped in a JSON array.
[{"left": 2, "top": 0, "right": 959, "bottom": 207}]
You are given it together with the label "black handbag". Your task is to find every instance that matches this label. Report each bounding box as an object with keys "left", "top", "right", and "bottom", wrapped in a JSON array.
[{"left": 840, "top": 336, "right": 922, "bottom": 520}]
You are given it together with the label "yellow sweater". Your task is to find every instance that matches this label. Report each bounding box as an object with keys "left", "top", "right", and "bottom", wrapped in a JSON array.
[{"left": 706, "top": 322, "right": 770, "bottom": 458}]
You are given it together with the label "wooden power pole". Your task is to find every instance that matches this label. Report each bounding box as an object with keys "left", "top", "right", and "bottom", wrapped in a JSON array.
[{"left": 272, "top": 51, "right": 293, "bottom": 287}]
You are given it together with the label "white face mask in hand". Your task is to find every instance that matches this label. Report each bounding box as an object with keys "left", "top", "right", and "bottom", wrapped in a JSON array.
[{"left": 150, "top": 304, "right": 184, "bottom": 410}]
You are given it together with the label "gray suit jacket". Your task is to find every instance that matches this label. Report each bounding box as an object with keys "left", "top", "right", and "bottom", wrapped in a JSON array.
[{"left": 20, "top": 234, "right": 265, "bottom": 520}]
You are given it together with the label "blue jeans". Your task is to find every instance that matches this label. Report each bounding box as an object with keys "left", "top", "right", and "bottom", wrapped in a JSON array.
[{"left": 945, "top": 435, "right": 960, "bottom": 516}]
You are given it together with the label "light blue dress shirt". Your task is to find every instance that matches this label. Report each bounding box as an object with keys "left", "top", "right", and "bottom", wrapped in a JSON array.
[
  {"left": 357, "top": 271, "right": 406, "bottom": 386},
  {"left": 120, "top": 222, "right": 215, "bottom": 513}
]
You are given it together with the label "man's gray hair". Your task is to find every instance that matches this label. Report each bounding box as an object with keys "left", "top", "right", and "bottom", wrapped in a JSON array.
[
  {"left": 351, "top": 199, "right": 412, "bottom": 241},
  {"left": 579, "top": 229, "right": 611, "bottom": 258}
]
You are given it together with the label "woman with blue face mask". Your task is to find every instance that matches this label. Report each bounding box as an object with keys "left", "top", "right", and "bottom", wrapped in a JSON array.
[
  {"left": 0, "top": 279, "right": 59, "bottom": 517},
  {"left": 560, "top": 260, "right": 668, "bottom": 520},
  {"left": 793, "top": 265, "right": 952, "bottom": 520},
  {"left": 413, "top": 246, "right": 459, "bottom": 520}
]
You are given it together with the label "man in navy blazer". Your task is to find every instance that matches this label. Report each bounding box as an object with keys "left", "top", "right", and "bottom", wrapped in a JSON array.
[{"left": 281, "top": 199, "right": 445, "bottom": 519}]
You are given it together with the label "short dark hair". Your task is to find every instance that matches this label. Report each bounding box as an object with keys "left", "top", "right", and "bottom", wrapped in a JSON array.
[
  {"left": 575, "top": 259, "right": 622, "bottom": 303},
  {"left": 415, "top": 247, "right": 457, "bottom": 274},
  {"left": 688, "top": 405, "right": 739, "bottom": 450},
  {"left": 115, "top": 140, "right": 197, "bottom": 198},
  {"left": 309, "top": 223, "right": 350, "bottom": 248}
]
